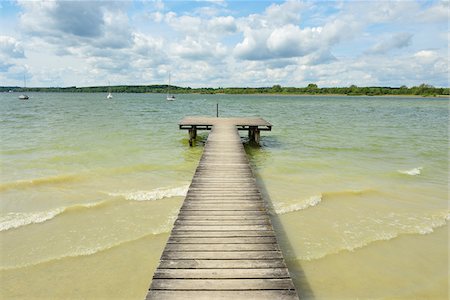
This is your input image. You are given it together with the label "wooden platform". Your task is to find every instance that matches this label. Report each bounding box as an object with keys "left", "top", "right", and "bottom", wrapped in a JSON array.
[
  {"left": 179, "top": 117, "right": 272, "bottom": 131},
  {"left": 146, "top": 121, "right": 298, "bottom": 299},
  {"left": 179, "top": 117, "right": 272, "bottom": 145}
]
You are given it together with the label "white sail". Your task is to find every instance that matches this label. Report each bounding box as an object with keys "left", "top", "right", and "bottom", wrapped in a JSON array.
[
  {"left": 19, "top": 75, "right": 29, "bottom": 100},
  {"left": 166, "top": 73, "right": 175, "bottom": 101}
]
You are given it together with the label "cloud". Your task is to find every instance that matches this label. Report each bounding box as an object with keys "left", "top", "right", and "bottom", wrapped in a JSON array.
[
  {"left": 0, "top": 35, "right": 25, "bottom": 59},
  {"left": 2, "top": 0, "right": 447, "bottom": 88},
  {"left": 266, "top": 25, "right": 322, "bottom": 58},
  {"left": 208, "top": 16, "right": 237, "bottom": 34},
  {"left": 366, "top": 33, "right": 413, "bottom": 54},
  {"left": 18, "top": 1, "right": 133, "bottom": 49},
  {"left": 265, "top": 0, "right": 303, "bottom": 26},
  {"left": 417, "top": 1, "right": 449, "bottom": 23},
  {"left": 172, "top": 37, "right": 226, "bottom": 60}
]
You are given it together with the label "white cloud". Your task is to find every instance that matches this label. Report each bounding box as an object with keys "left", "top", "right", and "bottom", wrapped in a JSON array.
[
  {"left": 0, "top": 36, "right": 25, "bottom": 59},
  {"left": 367, "top": 33, "right": 413, "bottom": 54},
  {"left": 267, "top": 25, "right": 322, "bottom": 58},
  {"left": 233, "top": 0, "right": 361, "bottom": 62},
  {"left": 172, "top": 36, "right": 227, "bottom": 60},
  {"left": 417, "top": 1, "right": 449, "bottom": 23},
  {"left": 413, "top": 50, "right": 439, "bottom": 62},
  {"left": 265, "top": 0, "right": 303, "bottom": 26},
  {"left": 1, "top": 0, "right": 447, "bottom": 87},
  {"left": 208, "top": 16, "right": 237, "bottom": 34}
]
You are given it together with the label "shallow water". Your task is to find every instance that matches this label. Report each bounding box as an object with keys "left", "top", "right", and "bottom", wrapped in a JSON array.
[{"left": 1, "top": 93, "right": 448, "bottom": 299}]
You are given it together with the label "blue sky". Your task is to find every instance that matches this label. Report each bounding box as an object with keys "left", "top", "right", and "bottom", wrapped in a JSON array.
[{"left": 0, "top": 0, "right": 448, "bottom": 87}]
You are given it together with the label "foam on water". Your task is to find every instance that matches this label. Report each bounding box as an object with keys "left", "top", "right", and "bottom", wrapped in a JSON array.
[
  {"left": 273, "top": 189, "right": 375, "bottom": 215},
  {"left": 274, "top": 195, "right": 322, "bottom": 214},
  {"left": 0, "top": 201, "right": 106, "bottom": 232},
  {"left": 0, "top": 184, "right": 189, "bottom": 232},
  {"left": 398, "top": 167, "right": 423, "bottom": 176},
  {"left": 298, "top": 210, "right": 450, "bottom": 261},
  {"left": 108, "top": 185, "right": 189, "bottom": 201}
]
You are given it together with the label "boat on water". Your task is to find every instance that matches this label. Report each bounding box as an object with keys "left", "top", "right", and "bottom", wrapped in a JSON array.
[
  {"left": 18, "top": 75, "right": 29, "bottom": 100},
  {"left": 166, "top": 73, "right": 175, "bottom": 101},
  {"left": 106, "top": 81, "right": 113, "bottom": 99}
]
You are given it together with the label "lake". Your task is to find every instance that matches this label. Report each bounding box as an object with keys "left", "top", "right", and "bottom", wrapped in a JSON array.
[{"left": 1, "top": 93, "right": 448, "bottom": 299}]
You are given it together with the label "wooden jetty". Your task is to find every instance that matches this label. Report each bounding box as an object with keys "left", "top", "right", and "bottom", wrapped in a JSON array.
[
  {"left": 179, "top": 117, "right": 272, "bottom": 146},
  {"left": 146, "top": 117, "right": 298, "bottom": 300}
]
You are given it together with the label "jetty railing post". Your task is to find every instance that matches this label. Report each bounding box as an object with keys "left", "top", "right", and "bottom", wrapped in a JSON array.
[
  {"left": 188, "top": 126, "right": 197, "bottom": 146},
  {"left": 249, "top": 126, "right": 260, "bottom": 144}
]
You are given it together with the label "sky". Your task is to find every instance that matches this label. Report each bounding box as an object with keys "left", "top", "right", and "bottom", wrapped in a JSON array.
[{"left": 0, "top": 0, "right": 448, "bottom": 88}]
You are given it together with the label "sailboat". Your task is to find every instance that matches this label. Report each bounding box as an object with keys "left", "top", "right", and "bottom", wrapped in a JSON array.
[
  {"left": 106, "top": 81, "right": 113, "bottom": 99},
  {"left": 18, "top": 75, "right": 29, "bottom": 100},
  {"left": 166, "top": 73, "right": 175, "bottom": 101}
]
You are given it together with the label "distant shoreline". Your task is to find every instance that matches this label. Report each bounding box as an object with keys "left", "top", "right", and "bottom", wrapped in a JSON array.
[
  {"left": 1, "top": 84, "right": 448, "bottom": 98},
  {"left": 3, "top": 91, "right": 448, "bottom": 99}
]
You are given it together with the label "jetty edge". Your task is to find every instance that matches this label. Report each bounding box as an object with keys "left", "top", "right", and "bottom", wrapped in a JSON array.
[{"left": 146, "top": 117, "right": 298, "bottom": 300}]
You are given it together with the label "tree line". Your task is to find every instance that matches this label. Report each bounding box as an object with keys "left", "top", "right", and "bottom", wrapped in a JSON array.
[{"left": 1, "top": 83, "right": 448, "bottom": 97}]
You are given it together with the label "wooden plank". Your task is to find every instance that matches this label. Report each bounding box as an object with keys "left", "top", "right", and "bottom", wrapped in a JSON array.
[
  {"left": 167, "top": 237, "right": 277, "bottom": 244},
  {"left": 170, "top": 231, "right": 276, "bottom": 237},
  {"left": 174, "top": 220, "right": 270, "bottom": 225},
  {"left": 147, "top": 290, "right": 298, "bottom": 300},
  {"left": 164, "top": 243, "right": 280, "bottom": 252},
  {"left": 172, "top": 225, "right": 272, "bottom": 231},
  {"left": 157, "top": 259, "right": 287, "bottom": 269},
  {"left": 150, "top": 278, "right": 295, "bottom": 290},
  {"left": 161, "top": 251, "right": 283, "bottom": 260},
  {"left": 153, "top": 268, "right": 290, "bottom": 279},
  {"left": 177, "top": 211, "right": 266, "bottom": 216},
  {"left": 176, "top": 216, "right": 269, "bottom": 220}
]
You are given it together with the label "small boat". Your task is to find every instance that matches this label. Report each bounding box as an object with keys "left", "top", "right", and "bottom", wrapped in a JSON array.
[
  {"left": 18, "top": 75, "right": 29, "bottom": 100},
  {"left": 166, "top": 72, "right": 175, "bottom": 101},
  {"left": 106, "top": 81, "right": 113, "bottom": 99}
]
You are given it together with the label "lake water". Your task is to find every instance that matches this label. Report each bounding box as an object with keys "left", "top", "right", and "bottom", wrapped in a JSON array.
[{"left": 1, "top": 93, "right": 448, "bottom": 299}]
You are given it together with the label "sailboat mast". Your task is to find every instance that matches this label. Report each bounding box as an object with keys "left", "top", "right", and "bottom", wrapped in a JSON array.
[{"left": 168, "top": 73, "right": 171, "bottom": 96}]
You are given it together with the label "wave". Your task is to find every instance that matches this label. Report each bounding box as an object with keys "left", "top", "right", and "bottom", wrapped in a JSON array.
[
  {"left": 296, "top": 211, "right": 449, "bottom": 262},
  {"left": 1, "top": 225, "right": 174, "bottom": 271},
  {"left": 108, "top": 185, "right": 189, "bottom": 201},
  {"left": 0, "top": 185, "right": 188, "bottom": 232},
  {"left": 0, "top": 201, "right": 108, "bottom": 232},
  {"left": 0, "top": 174, "right": 80, "bottom": 192},
  {"left": 398, "top": 167, "right": 422, "bottom": 176},
  {"left": 273, "top": 189, "right": 376, "bottom": 215},
  {"left": 274, "top": 195, "right": 322, "bottom": 215}
]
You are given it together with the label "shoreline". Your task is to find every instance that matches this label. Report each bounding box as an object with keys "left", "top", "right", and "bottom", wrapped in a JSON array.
[{"left": 4, "top": 91, "right": 448, "bottom": 99}]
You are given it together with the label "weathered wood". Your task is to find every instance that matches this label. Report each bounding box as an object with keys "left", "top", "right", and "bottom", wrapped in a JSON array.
[
  {"left": 167, "top": 237, "right": 277, "bottom": 244},
  {"left": 170, "top": 231, "right": 276, "bottom": 238},
  {"left": 161, "top": 251, "right": 283, "bottom": 260},
  {"left": 164, "top": 243, "right": 280, "bottom": 252},
  {"left": 174, "top": 220, "right": 270, "bottom": 225},
  {"left": 157, "top": 259, "right": 287, "bottom": 269},
  {"left": 153, "top": 268, "right": 290, "bottom": 279},
  {"left": 151, "top": 278, "right": 295, "bottom": 290},
  {"left": 147, "top": 290, "right": 298, "bottom": 300},
  {"left": 147, "top": 122, "right": 298, "bottom": 299}
]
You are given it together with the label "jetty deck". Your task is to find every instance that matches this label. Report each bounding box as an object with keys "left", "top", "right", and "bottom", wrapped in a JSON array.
[{"left": 147, "top": 118, "right": 298, "bottom": 300}]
